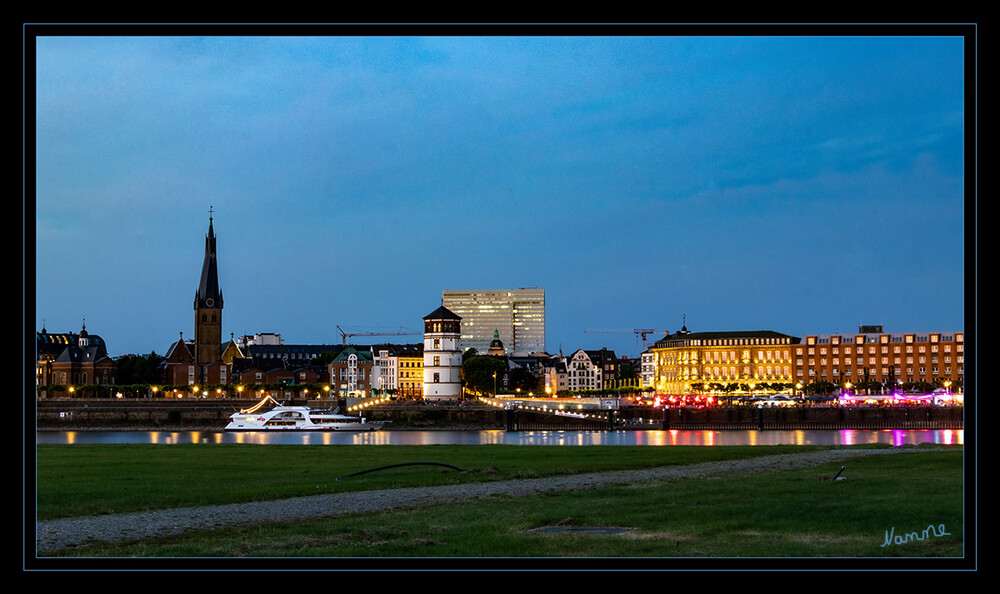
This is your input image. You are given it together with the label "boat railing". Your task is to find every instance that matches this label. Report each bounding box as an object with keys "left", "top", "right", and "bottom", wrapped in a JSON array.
[{"left": 238, "top": 394, "right": 284, "bottom": 414}]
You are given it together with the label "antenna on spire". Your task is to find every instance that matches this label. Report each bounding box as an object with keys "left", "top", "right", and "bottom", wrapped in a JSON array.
[{"left": 209, "top": 205, "right": 214, "bottom": 220}]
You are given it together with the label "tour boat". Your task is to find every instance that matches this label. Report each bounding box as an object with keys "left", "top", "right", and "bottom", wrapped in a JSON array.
[{"left": 225, "top": 396, "right": 386, "bottom": 431}]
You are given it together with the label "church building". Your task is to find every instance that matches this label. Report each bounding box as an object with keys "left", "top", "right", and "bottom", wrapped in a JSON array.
[{"left": 160, "top": 211, "right": 244, "bottom": 387}]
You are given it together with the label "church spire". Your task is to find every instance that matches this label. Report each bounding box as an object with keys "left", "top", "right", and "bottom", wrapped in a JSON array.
[
  {"left": 195, "top": 207, "right": 223, "bottom": 310},
  {"left": 194, "top": 208, "right": 224, "bottom": 374}
]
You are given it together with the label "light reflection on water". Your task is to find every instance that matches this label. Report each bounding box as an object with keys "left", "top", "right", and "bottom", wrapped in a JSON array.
[{"left": 37, "top": 429, "right": 963, "bottom": 447}]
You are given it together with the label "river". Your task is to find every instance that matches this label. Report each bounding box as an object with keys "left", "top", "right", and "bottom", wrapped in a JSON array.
[{"left": 35, "top": 428, "right": 964, "bottom": 447}]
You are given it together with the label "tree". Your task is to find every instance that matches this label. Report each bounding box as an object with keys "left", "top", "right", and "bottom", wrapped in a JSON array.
[
  {"left": 617, "top": 360, "right": 639, "bottom": 383},
  {"left": 311, "top": 351, "right": 339, "bottom": 366},
  {"left": 508, "top": 366, "right": 541, "bottom": 393},
  {"left": 461, "top": 355, "right": 507, "bottom": 396},
  {"left": 805, "top": 380, "right": 836, "bottom": 396},
  {"left": 115, "top": 352, "right": 163, "bottom": 384}
]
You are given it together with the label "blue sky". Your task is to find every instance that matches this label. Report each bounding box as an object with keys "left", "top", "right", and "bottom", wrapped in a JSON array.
[{"left": 31, "top": 30, "right": 969, "bottom": 358}]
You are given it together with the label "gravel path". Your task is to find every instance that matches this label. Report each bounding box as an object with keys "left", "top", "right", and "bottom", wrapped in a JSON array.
[{"left": 34, "top": 448, "right": 919, "bottom": 555}]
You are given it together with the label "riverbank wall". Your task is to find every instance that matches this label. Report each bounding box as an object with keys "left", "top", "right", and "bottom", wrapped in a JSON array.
[
  {"left": 34, "top": 399, "right": 509, "bottom": 431},
  {"left": 34, "top": 399, "right": 964, "bottom": 431}
]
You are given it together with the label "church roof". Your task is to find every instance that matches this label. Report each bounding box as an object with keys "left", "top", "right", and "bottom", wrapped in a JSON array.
[
  {"left": 163, "top": 336, "right": 195, "bottom": 363},
  {"left": 195, "top": 215, "right": 223, "bottom": 309}
]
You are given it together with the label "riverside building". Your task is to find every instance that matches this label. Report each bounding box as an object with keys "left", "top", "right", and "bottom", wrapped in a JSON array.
[
  {"left": 442, "top": 288, "right": 545, "bottom": 355},
  {"left": 372, "top": 343, "right": 424, "bottom": 399},
  {"left": 36, "top": 322, "right": 116, "bottom": 390},
  {"left": 792, "top": 325, "right": 963, "bottom": 391},
  {"left": 650, "top": 326, "right": 798, "bottom": 395}
]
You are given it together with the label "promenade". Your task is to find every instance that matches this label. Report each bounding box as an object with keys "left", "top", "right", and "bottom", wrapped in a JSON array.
[{"left": 35, "top": 398, "right": 963, "bottom": 431}]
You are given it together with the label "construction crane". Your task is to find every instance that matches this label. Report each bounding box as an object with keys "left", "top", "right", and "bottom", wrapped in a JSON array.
[
  {"left": 336, "top": 325, "right": 420, "bottom": 346},
  {"left": 585, "top": 328, "right": 670, "bottom": 350}
]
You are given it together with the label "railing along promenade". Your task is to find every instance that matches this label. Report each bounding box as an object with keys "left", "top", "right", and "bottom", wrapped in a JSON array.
[
  {"left": 35, "top": 397, "right": 963, "bottom": 431},
  {"left": 646, "top": 404, "right": 964, "bottom": 431}
]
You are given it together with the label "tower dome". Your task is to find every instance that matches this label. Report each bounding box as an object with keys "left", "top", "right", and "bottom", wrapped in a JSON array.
[{"left": 488, "top": 329, "right": 505, "bottom": 356}]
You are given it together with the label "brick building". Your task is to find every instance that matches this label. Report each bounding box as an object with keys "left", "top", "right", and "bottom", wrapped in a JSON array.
[
  {"left": 792, "top": 325, "right": 963, "bottom": 391},
  {"left": 36, "top": 322, "right": 117, "bottom": 391}
]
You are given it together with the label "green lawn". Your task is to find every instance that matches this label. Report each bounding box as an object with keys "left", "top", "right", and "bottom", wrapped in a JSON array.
[
  {"left": 35, "top": 443, "right": 828, "bottom": 520},
  {"left": 33, "top": 444, "right": 966, "bottom": 561}
]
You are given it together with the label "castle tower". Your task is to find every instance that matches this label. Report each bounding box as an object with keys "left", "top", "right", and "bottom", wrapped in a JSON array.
[
  {"left": 194, "top": 210, "right": 223, "bottom": 375},
  {"left": 422, "top": 305, "right": 462, "bottom": 400}
]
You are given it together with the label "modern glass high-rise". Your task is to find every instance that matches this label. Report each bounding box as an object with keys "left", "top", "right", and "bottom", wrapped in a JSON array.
[{"left": 442, "top": 289, "right": 545, "bottom": 355}]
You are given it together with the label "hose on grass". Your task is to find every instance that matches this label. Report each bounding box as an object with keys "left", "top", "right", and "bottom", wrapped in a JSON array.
[{"left": 336, "top": 462, "right": 465, "bottom": 481}]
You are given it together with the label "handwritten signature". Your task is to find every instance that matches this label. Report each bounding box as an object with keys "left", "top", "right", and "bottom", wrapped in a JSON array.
[{"left": 881, "top": 524, "right": 951, "bottom": 547}]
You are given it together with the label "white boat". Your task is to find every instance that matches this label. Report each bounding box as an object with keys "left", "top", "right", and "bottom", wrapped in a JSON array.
[{"left": 225, "top": 396, "right": 386, "bottom": 432}]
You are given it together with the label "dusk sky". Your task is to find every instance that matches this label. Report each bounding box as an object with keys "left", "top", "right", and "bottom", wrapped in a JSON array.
[{"left": 31, "top": 28, "right": 970, "bottom": 359}]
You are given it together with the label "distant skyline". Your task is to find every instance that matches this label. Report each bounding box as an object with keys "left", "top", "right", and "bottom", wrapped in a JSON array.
[{"left": 30, "top": 25, "right": 973, "bottom": 359}]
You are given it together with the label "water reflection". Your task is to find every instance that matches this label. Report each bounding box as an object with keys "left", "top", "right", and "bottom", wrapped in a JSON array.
[{"left": 37, "top": 429, "right": 963, "bottom": 447}]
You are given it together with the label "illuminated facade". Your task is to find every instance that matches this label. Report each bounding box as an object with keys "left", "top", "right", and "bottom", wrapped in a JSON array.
[
  {"left": 398, "top": 349, "right": 424, "bottom": 399},
  {"left": 578, "top": 348, "right": 620, "bottom": 391},
  {"left": 442, "top": 289, "right": 545, "bottom": 355},
  {"left": 329, "top": 346, "right": 373, "bottom": 396},
  {"left": 423, "top": 306, "right": 463, "bottom": 400},
  {"left": 792, "top": 326, "right": 963, "bottom": 390},
  {"left": 640, "top": 351, "right": 655, "bottom": 388},
  {"left": 372, "top": 343, "right": 423, "bottom": 398},
  {"left": 567, "top": 349, "right": 603, "bottom": 391},
  {"left": 651, "top": 328, "right": 798, "bottom": 395}
]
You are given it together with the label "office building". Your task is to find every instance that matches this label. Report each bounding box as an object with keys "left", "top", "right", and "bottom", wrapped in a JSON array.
[{"left": 442, "top": 289, "right": 545, "bottom": 355}]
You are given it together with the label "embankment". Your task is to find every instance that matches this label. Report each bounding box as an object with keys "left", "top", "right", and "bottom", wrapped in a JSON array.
[{"left": 34, "top": 399, "right": 963, "bottom": 431}]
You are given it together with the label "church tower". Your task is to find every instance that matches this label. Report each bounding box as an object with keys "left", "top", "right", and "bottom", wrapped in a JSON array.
[{"left": 194, "top": 209, "right": 223, "bottom": 374}]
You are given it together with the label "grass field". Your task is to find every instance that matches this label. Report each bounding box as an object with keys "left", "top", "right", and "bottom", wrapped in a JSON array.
[{"left": 33, "top": 444, "right": 966, "bottom": 561}]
